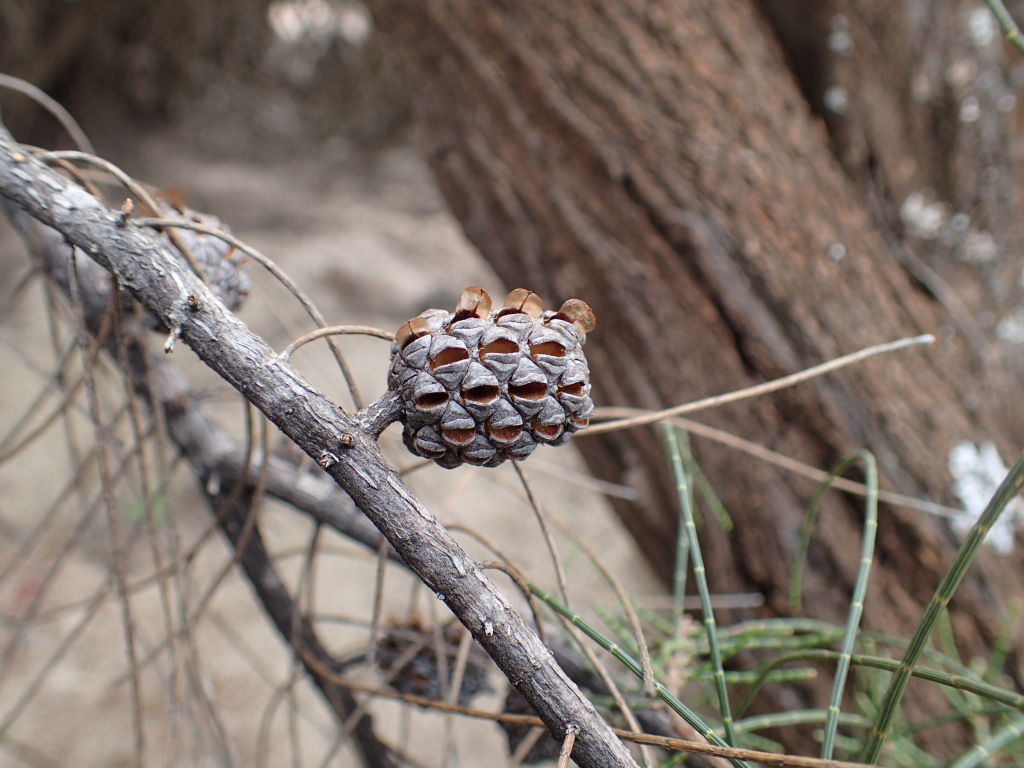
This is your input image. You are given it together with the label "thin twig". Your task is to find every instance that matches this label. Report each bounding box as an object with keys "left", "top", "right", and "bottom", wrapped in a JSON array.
[
  {"left": 557, "top": 724, "right": 579, "bottom": 768},
  {"left": 367, "top": 535, "right": 390, "bottom": 665},
  {"left": 299, "top": 666, "right": 880, "bottom": 768},
  {"left": 67, "top": 250, "right": 147, "bottom": 762},
  {"left": 38, "top": 151, "right": 210, "bottom": 286},
  {"left": 130, "top": 215, "right": 365, "bottom": 408},
  {"left": 0, "top": 74, "right": 96, "bottom": 154},
  {"left": 447, "top": 628, "right": 475, "bottom": 707},
  {"left": 664, "top": 416, "right": 961, "bottom": 518},
  {"left": 110, "top": 285, "right": 185, "bottom": 758},
  {"left": 585, "top": 335, "right": 935, "bottom": 435},
  {"left": 549, "top": 516, "right": 656, "bottom": 699},
  {"left": 513, "top": 462, "right": 571, "bottom": 604},
  {"left": 546, "top": 517, "right": 659, "bottom": 768},
  {"left": 280, "top": 324, "right": 394, "bottom": 361}
]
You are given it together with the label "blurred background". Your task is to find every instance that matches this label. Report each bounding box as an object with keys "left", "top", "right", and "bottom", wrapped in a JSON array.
[
  {"left": 0, "top": 2, "right": 670, "bottom": 766},
  {"left": 5, "top": 1, "right": 1024, "bottom": 765}
]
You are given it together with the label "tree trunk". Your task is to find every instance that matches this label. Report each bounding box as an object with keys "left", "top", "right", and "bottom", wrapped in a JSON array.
[
  {"left": 366, "top": 0, "right": 1024, "bottom": 746},
  {"left": 0, "top": 0, "right": 273, "bottom": 141},
  {"left": 760, "top": 0, "right": 1024, "bottom": 383}
]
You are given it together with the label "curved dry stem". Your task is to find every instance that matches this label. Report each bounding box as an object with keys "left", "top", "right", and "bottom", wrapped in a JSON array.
[
  {"left": 664, "top": 416, "right": 961, "bottom": 519},
  {"left": 586, "top": 335, "right": 935, "bottom": 435},
  {"left": 303, "top": 669, "right": 878, "bottom": 768},
  {"left": 0, "top": 74, "right": 96, "bottom": 154},
  {"left": 0, "top": 346, "right": 83, "bottom": 463},
  {"left": 70, "top": 253, "right": 149, "bottom": 761},
  {"left": 37, "top": 151, "right": 209, "bottom": 285},
  {"left": 512, "top": 462, "right": 571, "bottom": 605},
  {"left": 131, "top": 215, "right": 365, "bottom": 408},
  {"left": 280, "top": 324, "right": 395, "bottom": 361}
]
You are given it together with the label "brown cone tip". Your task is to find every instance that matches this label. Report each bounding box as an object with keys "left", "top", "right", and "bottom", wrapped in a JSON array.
[
  {"left": 391, "top": 285, "right": 595, "bottom": 468},
  {"left": 157, "top": 187, "right": 187, "bottom": 214},
  {"left": 395, "top": 316, "right": 432, "bottom": 349},
  {"left": 555, "top": 299, "right": 596, "bottom": 334},
  {"left": 454, "top": 286, "right": 493, "bottom": 320},
  {"left": 502, "top": 288, "right": 544, "bottom": 317}
]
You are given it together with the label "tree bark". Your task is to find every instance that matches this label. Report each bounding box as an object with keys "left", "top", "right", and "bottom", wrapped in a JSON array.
[
  {"left": 760, "top": 0, "right": 1024, "bottom": 400},
  {"left": 0, "top": 0, "right": 273, "bottom": 136},
  {"left": 366, "top": 0, "right": 1024, "bottom": 744}
]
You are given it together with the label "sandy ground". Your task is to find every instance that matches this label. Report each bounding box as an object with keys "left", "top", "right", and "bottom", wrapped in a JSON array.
[{"left": 0, "top": 130, "right": 663, "bottom": 767}]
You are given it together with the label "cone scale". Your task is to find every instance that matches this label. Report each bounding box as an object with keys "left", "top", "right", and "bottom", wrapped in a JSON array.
[{"left": 388, "top": 287, "right": 595, "bottom": 468}]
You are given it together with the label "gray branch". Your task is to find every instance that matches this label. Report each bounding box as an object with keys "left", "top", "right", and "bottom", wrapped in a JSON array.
[
  {"left": 6, "top": 201, "right": 397, "bottom": 562},
  {"left": 5, "top": 200, "right": 407, "bottom": 768},
  {"left": 0, "top": 131, "right": 638, "bottom": 768}
]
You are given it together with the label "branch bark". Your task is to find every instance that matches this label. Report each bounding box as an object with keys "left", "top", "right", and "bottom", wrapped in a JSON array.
[
  {"left": 6, "top": 204, "right": 398, "bottom": 561},
  {"left": 0, "top": 131, "right": 639, "bottom": 768},
  {"left": 6, "top": 182, "right": 407, "bottom": 768}
]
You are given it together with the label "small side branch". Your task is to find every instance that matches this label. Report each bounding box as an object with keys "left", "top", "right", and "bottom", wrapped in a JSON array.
[{"left": 357, "top": 390, "right": 404, "bottom": 439}]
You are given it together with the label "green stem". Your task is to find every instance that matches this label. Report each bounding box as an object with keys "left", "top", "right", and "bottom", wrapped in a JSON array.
[
  {"left": 861, "top": 449, "right": 1024, "bottom": 763},
  {"left": 985, "top": 0, "right": 1024, "bottom": 53},
  {"left": 528, "top": 582, "right": 753, "bottom": 768},
  {"left": 947, "top": 714, "right": 1024, "bottom": 768},
  {"left": 740, "top": 648, "right": 1024, "bottom": 715},
  {"left": 821, "top": 453, "right": 879, "bottom": 760},
  {"left": 664, "top": 424, "right": 736, "bottom": 745}
]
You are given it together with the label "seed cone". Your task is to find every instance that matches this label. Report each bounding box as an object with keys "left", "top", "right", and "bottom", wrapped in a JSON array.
[
  {"left": 388, "top": 287, "right": 595, "bottom": 468},
  {"left": 376, "top": 619, "right": 492, "bottom": 707}
]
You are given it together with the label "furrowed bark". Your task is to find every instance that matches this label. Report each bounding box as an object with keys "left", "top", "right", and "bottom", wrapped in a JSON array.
[{"left": 365, "top": 0, "right": 1024, "bottom": 749}]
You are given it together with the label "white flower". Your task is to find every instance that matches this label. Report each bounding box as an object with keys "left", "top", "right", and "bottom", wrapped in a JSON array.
[
  {"left": 900, "top": 193, "right": 946, "bottom": 240},
  {"left": 948, "top": 441, "right": 1024, "bottom": 554}
]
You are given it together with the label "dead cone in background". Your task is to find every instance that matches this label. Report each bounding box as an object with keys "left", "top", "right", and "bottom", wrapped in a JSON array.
[
  {"left": 116, "top": 194, "right": 251, "bottom": 332},
  {"left": 148, "top": 195, "right": 251, "bottom": 312},
  {"left": 375, "top": 619, "right": 492, "bottom": 707},
  {"left": 388, "top": 287, "right": 595, "bottom": 468},
  {"left": 500, "top": 687, "right": 561, "bottom": 764}
]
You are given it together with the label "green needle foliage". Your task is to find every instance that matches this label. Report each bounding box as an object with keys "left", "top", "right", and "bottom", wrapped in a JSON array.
[
  {"left": 986, "top": 0, "right": 1024, "bottom": 53},
  {"left": 787, "top": 453, "right": 879, "bottom": 760},
  {"left": 948, "top": 714, "right": 1024, "bottom": 768},
  {"left": 861, "top": 449, "right": 1024, "bottom": 763},
  {"left": 527, "top": 582, "right": 753, "bottom": 768},
  {"left": 526, "top": 436, "right": 1024, "bottom": 766},
  {"left": 664, "top": 423, "right": 737, "bottom": 745}
]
